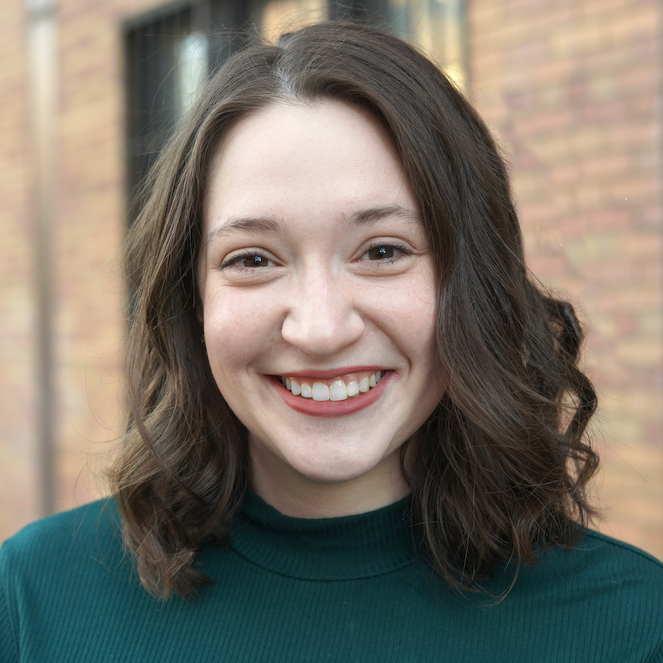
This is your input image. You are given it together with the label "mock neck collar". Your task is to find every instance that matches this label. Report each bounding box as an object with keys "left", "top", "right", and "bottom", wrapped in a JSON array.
[{"left": 230, "top": 490, "right": 417, "bottom": 581}]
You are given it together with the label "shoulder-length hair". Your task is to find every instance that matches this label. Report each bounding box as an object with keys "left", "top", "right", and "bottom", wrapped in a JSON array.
[{"left": 111, "top": 20, "right": 598, "bottom": 599}]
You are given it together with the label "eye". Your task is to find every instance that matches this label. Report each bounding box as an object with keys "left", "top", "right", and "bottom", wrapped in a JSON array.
[
  {"left": 366, "top": 245, "right": 397, "bottom": 260},
  {"left": 361, "top": 243, "right": 411, "bottom": 262},
  {"left": 239, "top": 254, "right": 270, "bottom": 268},
  {"left": 221, "top": 252, "right": 274, "bottom": 269}
]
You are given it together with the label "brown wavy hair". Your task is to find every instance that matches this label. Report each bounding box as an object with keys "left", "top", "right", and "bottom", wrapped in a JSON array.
[{"left": 110, "top": 20, "right": 599, "bottom": 599}]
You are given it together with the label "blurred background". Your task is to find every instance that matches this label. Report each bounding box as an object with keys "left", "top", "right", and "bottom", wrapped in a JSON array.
[{"left": 1, "top": 0, "right": 661, "bottom": 558}]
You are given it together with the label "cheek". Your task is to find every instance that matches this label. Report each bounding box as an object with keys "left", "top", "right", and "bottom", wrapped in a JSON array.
[
  {"left": 203, "top": 295, "right": 246, "bottom": 367},
  {"left": 396, "top": 306, "right": 438, "bottom": 365},
  {"left": 369, "top": 273, "right": 438, "bottom": 357},
  {"left": 406, "top": 269, "right": 439, "bottom": 350},
  {"left": 202, "top": 290, "right": 279, "bottom": 374}
]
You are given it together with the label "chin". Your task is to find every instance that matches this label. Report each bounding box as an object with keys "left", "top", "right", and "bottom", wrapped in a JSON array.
[{"left": 288, "top": 448, "right": 398, "bottom": 486}]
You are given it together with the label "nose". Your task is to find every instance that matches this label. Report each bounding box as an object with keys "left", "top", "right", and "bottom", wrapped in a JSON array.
[{"left": 281, "top": 272, "right": 365, "bottom": 357}]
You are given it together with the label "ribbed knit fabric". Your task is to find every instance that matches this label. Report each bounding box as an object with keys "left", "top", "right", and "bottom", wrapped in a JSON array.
[{"left": 1, "top": 493, "right": 662, "bottom": 662}]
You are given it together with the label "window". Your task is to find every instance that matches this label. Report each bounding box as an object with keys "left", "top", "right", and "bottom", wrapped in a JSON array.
[
  {"left": 245, "top": 0, "right": 329, "bottom": 41},
  {"left": 378, "top": 0, "right": 466, "bottom": 90},
  {"left": 124, "top": 0, "right": 234, "bottom": 220}
]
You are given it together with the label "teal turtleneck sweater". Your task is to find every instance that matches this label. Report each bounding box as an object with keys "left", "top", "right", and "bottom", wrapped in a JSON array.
[{"left": 1, "top": 492, "right": 662, "bottom": 662}]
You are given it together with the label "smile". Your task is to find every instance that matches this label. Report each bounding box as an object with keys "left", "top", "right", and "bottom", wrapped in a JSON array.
[
  {"left": 272, "top": 368, "right": 393, "bottom": 418},
  {"left": 280, "top": 371, "right": 384, "bottom": 401}
]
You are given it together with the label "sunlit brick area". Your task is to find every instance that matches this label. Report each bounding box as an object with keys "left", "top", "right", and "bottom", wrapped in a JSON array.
[{"left": 1, "top": 0, "right": 661, "bottom": 559}]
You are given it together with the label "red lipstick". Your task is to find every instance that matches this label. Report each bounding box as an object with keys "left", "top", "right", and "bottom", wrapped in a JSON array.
[{"left": 272, "top": 370, "right": 392, "bottom": 418}]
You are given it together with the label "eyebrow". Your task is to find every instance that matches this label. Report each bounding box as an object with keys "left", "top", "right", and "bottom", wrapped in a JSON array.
[
  {"left": 205, "top": 217, "right": 280, "bottom": 247},
  {"left": 204, "top": 205, "right": 419, "bottom": 247},
  {"left": 351, "top": 205, "right": 420, "bottom": 226}
]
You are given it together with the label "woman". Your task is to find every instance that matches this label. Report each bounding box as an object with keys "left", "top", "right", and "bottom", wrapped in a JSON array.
[{"left": 2, "top": 21, "right": 662, "bottom": 662}]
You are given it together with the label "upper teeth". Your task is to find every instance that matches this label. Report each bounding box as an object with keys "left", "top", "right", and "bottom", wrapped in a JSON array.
[{"left": 281, "top": 371, "right": 384, "bottom": 401}]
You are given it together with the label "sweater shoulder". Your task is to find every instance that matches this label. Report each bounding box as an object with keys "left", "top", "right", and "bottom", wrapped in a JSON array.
[
  {"left": 0, "top": 500, "right": 128, "bottom": 663},
  {"left": 0, "top": 499, "right": 124, "bottom": 574},
  {"left": 572, "top": 528, "right": 663, "bottom": 576},
  {"left": 517, "top": 527, "right": 663, "bottom": 618},
  {"left": 528, "top": 527, "right": 663, "bottom": 586}
]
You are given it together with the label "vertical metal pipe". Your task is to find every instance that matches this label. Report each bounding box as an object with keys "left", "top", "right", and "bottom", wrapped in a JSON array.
[{"left": 26, "top": 0, "right": 57, "bottom": 517}]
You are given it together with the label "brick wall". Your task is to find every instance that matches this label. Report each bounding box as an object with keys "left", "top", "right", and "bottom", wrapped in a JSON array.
[
  {"left": 0, "top": 0, "right": 163, "bottom": 537},
  {"left": 0, "top": 0, "right": 36, "bottom": 536},
  {"left": 1, "top": 0, "right": 661, "bottom": 560},
  {"left": 471, "top": 0, "right": 663, "bottom": 555}
]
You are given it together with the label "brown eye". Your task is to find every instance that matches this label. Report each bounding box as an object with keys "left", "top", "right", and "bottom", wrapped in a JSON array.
[
  {"left": 242, "top": 255, "right": 270, "bottom": 268},
  {"left": 367, "top": 245, "right": 395, "bottom": 260},
  {"left": 220, "top": 251, "right": 276, "bottom": 271}
]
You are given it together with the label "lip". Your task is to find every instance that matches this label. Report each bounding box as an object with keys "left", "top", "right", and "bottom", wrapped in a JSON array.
[
  {"left": 277, "top": 366, "right": 385, "bottom": 380},
  {"left": 270, "top": 370, "right": 393, "bottom": 418}
]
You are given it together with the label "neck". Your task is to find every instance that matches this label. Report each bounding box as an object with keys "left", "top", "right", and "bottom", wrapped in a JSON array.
[{"left": 250, "top": 456, "right": 410, "bottom": 519}]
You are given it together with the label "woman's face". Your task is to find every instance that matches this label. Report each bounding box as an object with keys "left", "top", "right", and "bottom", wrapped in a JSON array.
[{"left": 199, "top": 100, "right": 446, "bottom": 516}]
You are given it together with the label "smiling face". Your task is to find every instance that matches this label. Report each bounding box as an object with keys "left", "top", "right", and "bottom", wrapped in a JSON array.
[{"left": 198, "top": 100, "right": 446, "bottom": 516}]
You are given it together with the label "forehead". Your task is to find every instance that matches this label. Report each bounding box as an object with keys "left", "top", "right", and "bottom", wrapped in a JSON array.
[{"left": 203, "top": 100, "right": 414, "bottom": 231}]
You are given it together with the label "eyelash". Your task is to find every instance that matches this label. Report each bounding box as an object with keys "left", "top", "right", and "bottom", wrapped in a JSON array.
[
  {"left": 220, "top": 242, "right": 412, "bottom": 271},
  {"left": 360, "top": 242, "right": 411, "bottom": 263},
  {"left": 220, "top": 252, "right": 275, "bottom": 270}
]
